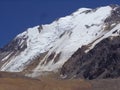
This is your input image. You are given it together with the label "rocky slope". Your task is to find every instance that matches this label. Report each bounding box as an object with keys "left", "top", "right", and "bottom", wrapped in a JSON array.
[
  {"left": 61, "top": 5, "right": 120, "bottom": 79},
  {"left": 61, "top": 36, "right": 120, "bottom": 79},
  {"left": 0, "top": 5, "right": 120, "bottom": 79}
]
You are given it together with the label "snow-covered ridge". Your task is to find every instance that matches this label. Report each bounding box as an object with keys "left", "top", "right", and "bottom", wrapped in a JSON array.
[{"left": 1, "top": 5, "right": 120, "bottom": 77}]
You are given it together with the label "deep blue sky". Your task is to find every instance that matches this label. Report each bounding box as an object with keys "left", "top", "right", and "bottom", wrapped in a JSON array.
[{"left": 0, "top": 0, "right": 120, "bottom": 47}]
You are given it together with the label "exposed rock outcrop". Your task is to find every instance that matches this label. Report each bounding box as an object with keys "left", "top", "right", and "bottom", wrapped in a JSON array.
[{"left": 61, "top": 36, "right": 120, "bottom": 79}]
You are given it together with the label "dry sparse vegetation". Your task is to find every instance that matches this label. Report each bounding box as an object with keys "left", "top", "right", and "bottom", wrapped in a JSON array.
[{"left": 0, "top": 72, "right": 91, "bottom": 90}]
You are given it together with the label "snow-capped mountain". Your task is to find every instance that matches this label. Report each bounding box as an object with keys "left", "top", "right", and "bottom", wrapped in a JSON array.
[{"left": 0, "top": 5, "right": 120, "bottom": 78}]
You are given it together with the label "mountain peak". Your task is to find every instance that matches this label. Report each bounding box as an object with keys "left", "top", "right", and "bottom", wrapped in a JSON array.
[
  {"left": 109, "top": 4, "right": 119, "bottom": 8},
  {"left": 0, "top": 5, "right": 120, "bottom": 78}
]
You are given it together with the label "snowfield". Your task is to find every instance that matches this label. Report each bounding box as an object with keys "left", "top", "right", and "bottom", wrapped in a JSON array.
[{"left": 1, "top": 5, "right": 120, "bottom": 77}]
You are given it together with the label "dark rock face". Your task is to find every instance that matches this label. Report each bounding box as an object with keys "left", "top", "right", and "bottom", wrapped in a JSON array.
[
  {"left": 0, "top": 36, "right": 28, "bottom": 63},
  {"left": 3, "top": 36, "right": 28, "bottom": 52},
  {"left": 105, "top": 5, "right": 120, "bottom": 25},
  {"left": 61, "top": 36, "right": 120, "bottom": 80}
]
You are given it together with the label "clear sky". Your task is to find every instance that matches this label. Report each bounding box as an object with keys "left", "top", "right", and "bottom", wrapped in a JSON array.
[{"left": 0, "top": 0, "right": 120, "bottom": 47}]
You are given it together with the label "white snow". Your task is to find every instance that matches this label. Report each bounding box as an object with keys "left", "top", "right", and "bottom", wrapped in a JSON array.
[
  {"left": 72, "top": 8, "right": 92, "bottom": 15},
  {"left": 1, "top": 53, "right": 12, "bottom": 61},
  {"left": 85, "top": 24, "right": 120, "bottom": 53},
  {"left": 1, "top": 6, "right": 118, "bottom": 77}
]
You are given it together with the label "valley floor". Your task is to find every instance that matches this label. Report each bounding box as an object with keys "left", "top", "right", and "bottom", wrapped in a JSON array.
[
  {"left": 0, "top": 72, "right": 120, "bottom": 90},
  {"left": 0, "top": 78, "right": 91, "bottom": 90}
]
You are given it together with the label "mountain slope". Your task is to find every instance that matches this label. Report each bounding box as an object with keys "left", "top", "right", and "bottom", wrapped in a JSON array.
[
  {"left": 61, "top": 36, "right": 120, "bottom": 79},
  {"left": 0, "top": 5, "right": 120, "bottom": 78}
]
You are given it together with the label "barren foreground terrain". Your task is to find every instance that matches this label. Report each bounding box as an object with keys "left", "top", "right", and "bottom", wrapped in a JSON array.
[
  {"left": 0, "top": 72, "right": 120, "bottom": 90},
  {"left": 0, "top": 78, "right": 91, "bottom": 90}
]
